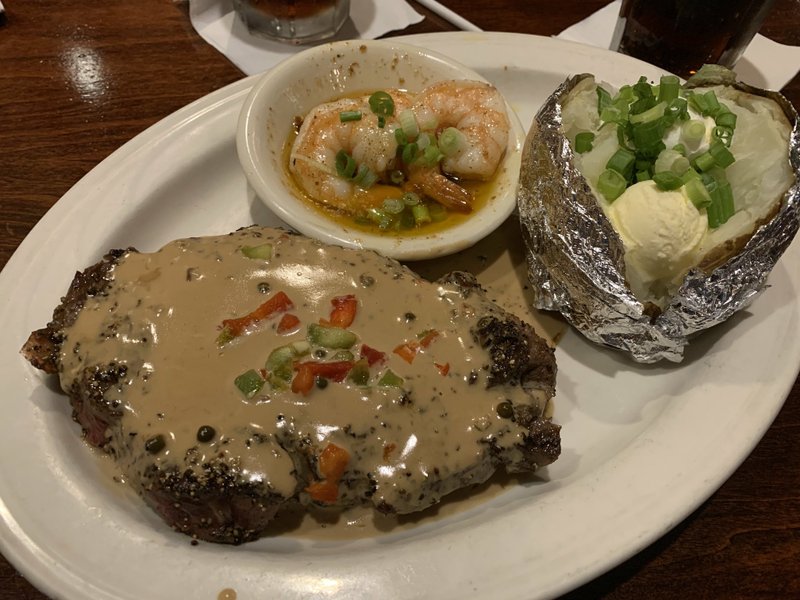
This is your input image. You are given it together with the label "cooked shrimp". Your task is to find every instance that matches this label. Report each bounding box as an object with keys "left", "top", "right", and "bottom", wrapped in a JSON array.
[
  {"left": 412, "top": 80, "right": 510, "bottom": 181},
  {"left": 289, "top": 90, "right": 413, "bottom": 213},
  {"left": 402, "top": 80, "right": 511, "bottom": 212}
]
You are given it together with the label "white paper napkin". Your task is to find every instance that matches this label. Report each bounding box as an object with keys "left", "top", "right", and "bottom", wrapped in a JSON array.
[
  {"left": 557, "top": 0, "right": 800, "bottom": 90},
  {"left": 188, "top": 0, "right": 424, "bottom": 75}
]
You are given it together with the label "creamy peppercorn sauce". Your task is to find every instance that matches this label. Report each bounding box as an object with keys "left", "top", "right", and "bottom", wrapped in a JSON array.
[{"left": 58, "top": 226, "right": 552, "bottom": 517}]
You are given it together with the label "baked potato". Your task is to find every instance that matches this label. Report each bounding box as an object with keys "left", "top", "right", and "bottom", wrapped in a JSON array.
[{"left": 517, "top": 65, "right": 799, "bottom": 362}]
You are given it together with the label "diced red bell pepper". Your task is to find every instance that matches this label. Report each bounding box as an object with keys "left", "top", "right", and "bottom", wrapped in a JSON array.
[
  {"left": 219, "top": 291, "right": 294, "bottom": 340},
  {"left": 276, "top": 313, "right": 300, "bottom": 334},
  {"left": 321, "top": 294, "right": 357, "bottom": 328},
  {"left": 305, "top": 443, "right": 351, "bottom": 503},
  {"left": 291, "top": 360, "right": 355, "bottom": 395},
  {"left": 360, "top": 344, "right": 386, "bottom": 366}
]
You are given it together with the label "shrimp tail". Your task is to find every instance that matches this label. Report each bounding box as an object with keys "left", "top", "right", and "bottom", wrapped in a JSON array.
[{"left": 406, "top": 169, "right": 473, "bottom": 213}]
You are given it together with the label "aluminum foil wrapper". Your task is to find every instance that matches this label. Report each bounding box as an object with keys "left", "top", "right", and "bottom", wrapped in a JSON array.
[{"left": 516, "top": 67, "right": 800, "bottom": 363}]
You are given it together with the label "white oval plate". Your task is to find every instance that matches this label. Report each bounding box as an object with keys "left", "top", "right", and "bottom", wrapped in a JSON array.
[{"left": 0, "top": 33, "right": 798, "bottom": 600}]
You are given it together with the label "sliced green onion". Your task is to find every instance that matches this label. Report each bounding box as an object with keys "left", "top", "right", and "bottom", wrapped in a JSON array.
[
  {"left": 657, "top": 75, "right": 680, "bottom": 103},
  {"left": 389, "top": 169, "right": 405, "bottom": 184},
  {"left": 398, "top": 109, "right": 419, "bottom": 139},
  {"left": 411, "top": 202, "right": 431, "bottom": 225},
  {"left": 631, "top": 119, "right": 666, "bottom": 154},
  {"left": 709, "top": 141, "right": 735, "bottom": 168},
  {"left": 353, "top": 164, "right": 378, "bottom": 189},
  {"left": 234, "top": 369, "right": 264, "bottom": 399},
  {"left": 420, "top": 144, "right": 444, "bottom": 166},
  {"left": 366, "top": 207, "right": 394, "bottom": 230},
  {"left": 428, "top": 202, "right": 447, "bottom": 222},
  {"left": 402, "top": 192, "right": 420, "bottom": 206},
  {"left": 636, "top": 169, "right": 651, "bottom": 183},
  {"left": 339, "top": 110, "right": 362, "bottom": 123},
  {"left": 382, "top": 197, "right": 405, "bottom": 215},
  {"left": 629, "top": 101, "right": 666, "bottom": 124},
  {"left": 335, "top": 150, "right": 357, "bottom": 179},
  {"left": 702, "top": 90, "right": 721, "bottom": 116},
  {"left": 606, "top": 148, "right": 636, "bottom": 179},
  {"left": 712, "top": 126, "right": 733, "bottom": 148},
  {"left": 681, "top": 120, "right": 707, "bottom": 146},
  {"left": 652, "top": 171, "right": 683, "bottom": 190},
  {"left": 368, "top": 91, "right": 394, "bottom": 117},
  {"left": 685, "top": 177, "right": 711, "bottom": 208},
  {"left": 715, "top": 108, "right": 737, "bottom": 130},
  {"left": 241, "top": 243, "right": 273, "bottom": 260},
  {"left": 394, "top": 127, "right": 408, "bottom": 146},
  {"left": 439, "top": 127, "right": 466, "bottom": 156},
  {"left": 402, "top": 142, "right": 419, "bottom": 165},
  {"left": 598, "top": 168, "right": 627, "bottom": 202},
  {"left": 596, "top": 86, "right": 613, "bottom": 114},
  {"left": 718, "top": 180, "right": 735, "bottom": 223},
  {"left": 377, "top": 115, "right": 386, "bottom": 128},
  {"left": 398, "top": 210, "right": 415, "bottom": 229},
  {"left": 416, "top": 132, "right": 432, "bottom": 151},
  {"left": 672, "top": 143, "right": 687, "bottom": 156},
  {"left": 574, "top": 131, "right": 595, "bottom": 154},
  {"left": 694, "top": 151, "right": 716, "bottom": 172}
]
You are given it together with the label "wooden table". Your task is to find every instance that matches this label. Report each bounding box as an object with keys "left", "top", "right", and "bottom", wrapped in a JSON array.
[{"left": 0, "top": 1, "right": 798, "bottom": 598}]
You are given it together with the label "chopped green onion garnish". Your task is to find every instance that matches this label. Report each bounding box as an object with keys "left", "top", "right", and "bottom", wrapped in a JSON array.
[
  {"left": 352, "top": 164, "right": 378, "bottom": 189},
  {"left": 652, "top": 171, "right": 683, "bottom": 190},
  {"left": 382, "top": 197, "right": 405, "bottom": 215},
  {"left": 394, "top": 127, "right": 408, "bottom": 146},
  {"left": 657, "top": 75, "right": 680, "bottom": 103},
  {"left": 390, "top": 169, "right": 405, "bottom": 184},
  {"left": 402, "top": 191, "right": 420, "bottom": 206},
  {"left": 366, "top": 207, "right": 394, "bottom": 230},
  {"left": 439, "top": 127, "right": 466, "bottom": 156},
  {"left": 402, "top": 142, "right": 418, "bottom": 165},
  {"left": 636, "top": 169, "right": 651, "bottom": 183},
  {"left": 684, "top": 177, "right": 711, "bottom": 208},
  {"left": 369, "top": 91, "right": 394, "bottom": 117},
  {"left": 574, "top": 131, "right": 595, "bottom": 154},
  {"left": 429, "top": 202, "right": 447, "bottom": 222},
  {"left": 681, "top": 120, "right": 707, "bottom": 146},
  {"left": 339, "top": 110, "right": 362, "bottom": 123},
  {"left": 672, "top": 143, "right": 687, "bottom": 156},
  {"left": 629, "top": 101, "right": 666, "bottom": 124},
  {"left": 416, "top": 131, "right": 432, "bottom": 150},
  {"left": 694, "top": 151, "right": 716, "bottom": 172},
  {"left": 712, "top": 126, "right": 733, "bottom": 148},
  {"left": 377, "top": 115, "right": 386, "bottom": 128},
  {"left": 411, "top": 202, "right": 431, "bottom": 225},
  {"left": 715, "top": 108, "right": 737, "bottom": 130},
  {"left": 398, "top": 109, "right": 419, "bottom": 138},
  {"left": 598, "top": 168, "right": 627, "bottom": 202},
  {"left": 606, "top": 148, "right": 636, "bottom": 179},
  {"left": 420, "top": 144, "right": 444, "bottom": 166},
  {"left": 335, "top": 150, "right": 357, "bottom": 179},
  {"left": 709, "top": 141, "right": 735, "bottom": 168}
]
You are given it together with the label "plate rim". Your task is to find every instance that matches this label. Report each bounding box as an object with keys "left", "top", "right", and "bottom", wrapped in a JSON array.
[{"left": 0, "top": 31, "right": 798, "bottom": 600}]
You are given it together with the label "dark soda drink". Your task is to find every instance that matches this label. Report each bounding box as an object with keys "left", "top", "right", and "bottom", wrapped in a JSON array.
[{"left": 613, "top": 0, "right": 777, "bottom": 78}]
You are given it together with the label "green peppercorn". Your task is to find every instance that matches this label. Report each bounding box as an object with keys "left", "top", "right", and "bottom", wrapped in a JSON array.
[
  {"left": 496, "top": 401, "right": 514, "bottom": 419},
  {"left": 197, "top": 425, "right": 216, "bottom": 443},
  {"left": 145, "top": 434, "right": 166, "bottom": 454}
]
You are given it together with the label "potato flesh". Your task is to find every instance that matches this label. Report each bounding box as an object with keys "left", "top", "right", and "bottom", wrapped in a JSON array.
[{"left": 563, "top": 79, "right": 794, "bottom": 307}]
